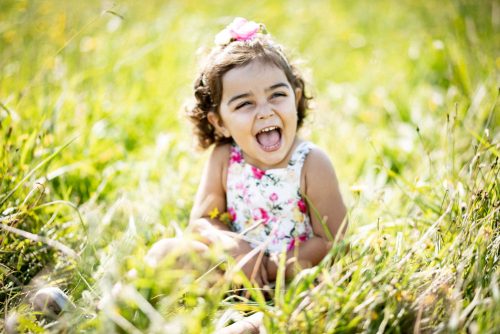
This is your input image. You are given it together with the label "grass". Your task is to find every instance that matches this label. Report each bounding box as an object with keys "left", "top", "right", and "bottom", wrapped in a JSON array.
[{"left": 1, "top": 0, "right": 498, "bottom": 332}]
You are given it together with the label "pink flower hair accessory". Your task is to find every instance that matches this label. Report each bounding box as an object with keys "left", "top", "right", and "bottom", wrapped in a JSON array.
[{"left": 214, "top": 17, "right": 267, "bottom": 46}]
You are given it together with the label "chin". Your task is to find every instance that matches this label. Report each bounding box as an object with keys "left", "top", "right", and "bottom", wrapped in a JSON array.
[{"left": 259, "top": 146, "right": 290, "bottom": 168}]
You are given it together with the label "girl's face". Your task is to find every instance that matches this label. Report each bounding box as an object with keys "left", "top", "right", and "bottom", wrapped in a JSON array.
[{"left": 209, "top": 60, "right": 301, "bottom": 170}]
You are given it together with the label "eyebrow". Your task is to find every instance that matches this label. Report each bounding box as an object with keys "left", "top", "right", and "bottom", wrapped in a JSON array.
[
  {"left": 265, "top": 82, "right": 290, "bottom": 92},
  {"left": 227, "top": 82, "right": 291, "bottom": 106},
  {"left": 227, "top": 93, "right": 251, "bottom": 106}
]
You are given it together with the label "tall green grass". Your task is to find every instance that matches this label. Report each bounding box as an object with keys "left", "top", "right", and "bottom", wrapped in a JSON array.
[{"left": 1, "top": 0, "right": 498, "bottom": 332}]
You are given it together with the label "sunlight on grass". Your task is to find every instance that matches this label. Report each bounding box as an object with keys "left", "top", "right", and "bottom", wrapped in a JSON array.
[{"left": 1, "top": 0, "right": 498, "bottom": 333}]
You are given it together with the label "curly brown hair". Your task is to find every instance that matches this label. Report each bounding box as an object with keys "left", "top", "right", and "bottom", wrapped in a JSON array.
[{"left": 186, "top": 34, "right": 312, "bottom": 149}]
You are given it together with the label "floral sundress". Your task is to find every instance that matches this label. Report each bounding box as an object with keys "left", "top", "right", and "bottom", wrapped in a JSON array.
[{"left": 226, "top": 141, "right": 314, "bottom": 254}]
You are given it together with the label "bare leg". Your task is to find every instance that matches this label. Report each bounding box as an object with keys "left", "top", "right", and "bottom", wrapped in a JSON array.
[
  {"left": 145, "top": 237, "right": 210, "bottom": 267},
  {"left": 219, "top": 312, "right": 265, "bottom": 334}
]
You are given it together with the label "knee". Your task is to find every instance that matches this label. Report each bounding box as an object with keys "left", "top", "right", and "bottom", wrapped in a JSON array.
[{"left": 145, "top": 238, "right": 209, "bottom": 267}]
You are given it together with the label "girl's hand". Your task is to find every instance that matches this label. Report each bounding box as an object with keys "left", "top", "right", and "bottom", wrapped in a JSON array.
[
  {"left": 239, "top": 252, "right": 269, "bottom": 288},
  {"left": 264, "top": 253, "right": 303, "bottom": 281},
  {"left": 264, "top": 254, "right": 278, "bottom": 282}
]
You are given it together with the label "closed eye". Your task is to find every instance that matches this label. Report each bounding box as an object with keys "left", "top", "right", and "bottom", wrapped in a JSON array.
[
  {"left": 235, "top": 101, "right": 252, "bottom": 110},
  {"left": 271, "top": 92, "right": 287, "bottom": 99}
]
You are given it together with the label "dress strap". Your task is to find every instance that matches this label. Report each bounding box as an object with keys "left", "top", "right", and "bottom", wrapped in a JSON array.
[
  {"left": 229, "top": 142, "right": 244, "bottom": 166},
  {"left": 287, "top": 141, "right": 313, "bottom": 173},
  {"left": 230, "top": 141, "right": 312, "bottom": 171}
]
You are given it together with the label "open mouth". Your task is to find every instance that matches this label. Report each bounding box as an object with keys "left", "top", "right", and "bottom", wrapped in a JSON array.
[{"left": 256, "top": 126, "right": 282, "bottom": 152}]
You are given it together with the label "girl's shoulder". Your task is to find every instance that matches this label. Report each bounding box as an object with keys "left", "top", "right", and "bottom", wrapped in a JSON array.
[
  {"left": 303, "top": 145, "right": 334, "bottom": 168},
  {"left": 210, "top": 142, "right": 232, "bottom": 162},
  {"left": 302, "top": 144, "right": 338, "bottom": 191},
  {"left": 208, "top": 143, "right": 232, "bottom": 191}
]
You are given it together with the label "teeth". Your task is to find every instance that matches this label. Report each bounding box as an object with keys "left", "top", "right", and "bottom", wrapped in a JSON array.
[{"left": 259, "top": 126, "right": 278, "bottom": 134}]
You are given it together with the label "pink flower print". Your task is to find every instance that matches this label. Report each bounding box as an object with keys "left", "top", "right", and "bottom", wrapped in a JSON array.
[
  {"left": 228, "top": 207, "right": 237, "bottom": 222},
  {"left": 243, "top": 188, "right": 252, "bottom": 204},
  {"left": 235, "top": 182, "right": 244, "bottom": 190},
  {"left": 259, "top": 208, "right": 269, "bottom": 224},
  {"left": 244, "top": 195, "right": 252, "bottom": 205},
  {"left": 287, "top": 234, "right": 309, "bottom": 251},
  {"left": 252, "top": 208, "right": 269, "bottom": 225},
  {"left": 269, "top": 192, "right": 278, "bottom": 202},
  {"left": 297, "top": 199, "right": 307, "bottom": 213},
  {"left": 230, "top": 149, "right": 243, "bottom": 164},
  {"left": 269, "top": 216, "right": 278, "bottom": 226},
  {"left": 251, "top": 166, "right": 266, "bottom": 180},
  {"left": 299, "top": 234, "right": 308, "bottom": 242}
]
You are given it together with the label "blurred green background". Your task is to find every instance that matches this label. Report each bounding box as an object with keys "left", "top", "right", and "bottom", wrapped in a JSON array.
[
  {"left": 1, "top": 0, "right": 496, "bottom": 208},
  {"left": 1, "top": 0, "right": 498, "bottom": 332}
]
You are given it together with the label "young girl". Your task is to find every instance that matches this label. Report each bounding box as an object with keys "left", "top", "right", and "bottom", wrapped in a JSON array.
[{"left": 162, "top": 17, "right": 348, "bottom": 288}]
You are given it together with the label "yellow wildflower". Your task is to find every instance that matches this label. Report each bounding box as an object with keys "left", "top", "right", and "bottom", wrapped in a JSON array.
[{"left": 209, "top": 207, "right": 219, "bottom": 219}]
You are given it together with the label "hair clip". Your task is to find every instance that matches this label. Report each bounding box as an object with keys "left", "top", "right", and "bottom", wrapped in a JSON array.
[{"left": 214, "top": 17, "right": 267, "bottom": 46}]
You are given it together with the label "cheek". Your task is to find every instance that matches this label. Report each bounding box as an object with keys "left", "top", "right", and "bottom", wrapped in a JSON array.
[
  {"left": 224, "top": 114, "right": 252, "bottom": 131},
  {"left": 283, "top": 100, "right": 299, "bottom": 117}
]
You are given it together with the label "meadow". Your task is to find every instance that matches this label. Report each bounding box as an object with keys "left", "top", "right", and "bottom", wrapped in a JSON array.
[{"left": 0, "top": 0, "right": 498, "bottom": 332}]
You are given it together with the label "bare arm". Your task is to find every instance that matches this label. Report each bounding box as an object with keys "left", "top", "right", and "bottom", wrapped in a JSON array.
[
  {"left": 188, "top": 144, "right": 247, "bottom": 251},
  {"left": 266, "top": 147, "right": 347, "bottom": 280},
  {"left": 187, "top": 144, "right": 268, "bottom": 286}
]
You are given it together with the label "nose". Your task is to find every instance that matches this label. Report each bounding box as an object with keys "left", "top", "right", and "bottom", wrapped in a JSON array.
[{"left": 257, "top": 103, "right": 275, "bottom": 119}]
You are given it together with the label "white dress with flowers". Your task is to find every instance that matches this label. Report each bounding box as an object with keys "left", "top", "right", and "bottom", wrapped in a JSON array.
[{"left": 226, "top": 141, "right": 314, "bottom": 254}]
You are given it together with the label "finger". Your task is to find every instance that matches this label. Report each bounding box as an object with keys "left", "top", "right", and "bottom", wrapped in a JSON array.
[
  {"left": 261, "top": 265, "right": 268, "bottom": 286},
  {"left": 253, "top": 276, "right": 262, "bottom": 289}
]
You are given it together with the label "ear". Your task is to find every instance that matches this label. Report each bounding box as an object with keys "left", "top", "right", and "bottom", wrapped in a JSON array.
[
  {"left": 294, "top": 87, "right": 302, "bottom": 108},
  {"left": 207, "top": 112, "right": 231, "bottom": 138}
]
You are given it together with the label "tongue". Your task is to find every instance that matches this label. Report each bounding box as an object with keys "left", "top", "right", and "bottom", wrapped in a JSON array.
[{"left": 256, "top": 129, "right": 280, "bottom": 147}]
